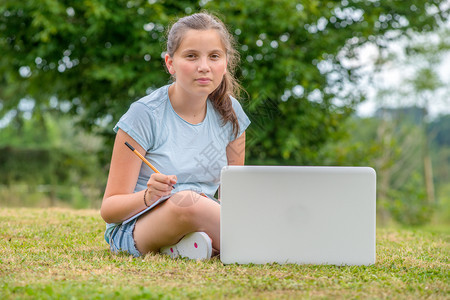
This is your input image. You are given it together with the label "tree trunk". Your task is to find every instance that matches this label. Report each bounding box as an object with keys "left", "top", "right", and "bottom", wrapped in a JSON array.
[{"left": 424, "top": 154, "right": 435, "bottom": 203}]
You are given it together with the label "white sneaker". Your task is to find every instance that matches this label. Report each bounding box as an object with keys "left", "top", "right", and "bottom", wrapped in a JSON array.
[{"left": 160, "top": 232, "right": 212, "bottom": 260}]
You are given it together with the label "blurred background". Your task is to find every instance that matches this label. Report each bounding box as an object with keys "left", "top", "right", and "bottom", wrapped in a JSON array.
[{"left": 0, "top": 0, "right": 449, "bottom": 227}]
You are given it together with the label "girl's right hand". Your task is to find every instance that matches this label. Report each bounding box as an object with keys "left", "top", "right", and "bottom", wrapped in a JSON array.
[{"left": 146, "top": 173, "right": 177, "bottom": 203}]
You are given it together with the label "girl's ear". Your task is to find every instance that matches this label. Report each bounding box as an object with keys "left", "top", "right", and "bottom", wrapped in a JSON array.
[{"left": 165, "top": 53, "right": 175, "bottom": 75}]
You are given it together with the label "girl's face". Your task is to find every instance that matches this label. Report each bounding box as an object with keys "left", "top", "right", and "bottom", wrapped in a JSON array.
[{"left": 165, "top": 29, "right": 227, "bottom": 100}]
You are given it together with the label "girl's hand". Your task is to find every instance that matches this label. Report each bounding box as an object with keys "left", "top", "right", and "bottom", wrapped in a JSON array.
[{"left": 146, "top": 173, "right": 177, "bottom": 203}]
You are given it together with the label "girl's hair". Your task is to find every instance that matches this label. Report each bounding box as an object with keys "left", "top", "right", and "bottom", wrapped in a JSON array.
[{"left": 166, "top": 12, "right": 242, "bottom": 139}]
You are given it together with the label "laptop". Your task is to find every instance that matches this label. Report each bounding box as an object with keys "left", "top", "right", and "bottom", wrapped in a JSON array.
[{"left": 220, "top": 166, "right": 376, "bottom": 266}]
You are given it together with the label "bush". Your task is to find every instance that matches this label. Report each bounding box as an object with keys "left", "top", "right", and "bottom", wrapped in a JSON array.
[{"left": 388, "top": 172, "right": 434, "bottom": 226}]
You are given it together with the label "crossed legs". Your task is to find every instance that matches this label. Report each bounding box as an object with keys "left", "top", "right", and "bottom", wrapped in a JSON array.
[{"left": 133, "top": 190, "right": 220, "bottom": 255}]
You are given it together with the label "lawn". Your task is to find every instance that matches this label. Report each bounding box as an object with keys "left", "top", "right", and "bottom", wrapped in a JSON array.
[{"left": 0, "top": 207, "right": 448, "bottom": 299}]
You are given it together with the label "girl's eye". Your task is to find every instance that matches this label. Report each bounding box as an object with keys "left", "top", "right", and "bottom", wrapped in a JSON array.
[
  {"left": 186, "top": 54, "right": 197, "bottom": 59},
  {"left": 211, "top": 54, "right": 220, "bottom": 59}
]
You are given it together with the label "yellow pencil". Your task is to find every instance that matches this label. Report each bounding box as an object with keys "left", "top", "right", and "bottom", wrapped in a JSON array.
[{"left": 125, "top": 142, "right": 160, "bottom": 174}]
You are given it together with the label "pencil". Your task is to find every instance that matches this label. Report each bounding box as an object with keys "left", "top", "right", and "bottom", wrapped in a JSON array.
[{"left": 124, "top": 141, "right": 160, "bottom": 174}]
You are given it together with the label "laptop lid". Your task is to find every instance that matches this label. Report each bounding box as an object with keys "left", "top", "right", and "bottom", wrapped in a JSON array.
[{"left": 220, "top": 166, "right": 376, "bottom": 265}]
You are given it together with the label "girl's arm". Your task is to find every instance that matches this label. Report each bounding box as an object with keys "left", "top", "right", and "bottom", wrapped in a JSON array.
[
  {"left": 100, "top": 129, "right": 175, "bottom": 223},
  {"left": 226, "top": 131, "right": 246, "bottom": 165},
  {"left": 219, "top": 132, "right": 246, "bottom": 201}
]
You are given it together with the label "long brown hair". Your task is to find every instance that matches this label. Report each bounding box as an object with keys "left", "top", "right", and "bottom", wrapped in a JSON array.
[{"left": 166, "top": 12, "right": 242, "bottom": 139}]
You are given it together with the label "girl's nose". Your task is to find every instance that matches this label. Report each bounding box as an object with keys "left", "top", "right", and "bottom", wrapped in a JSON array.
[{"left": 197, "top": 57, "right": 210, "bottom": 72}]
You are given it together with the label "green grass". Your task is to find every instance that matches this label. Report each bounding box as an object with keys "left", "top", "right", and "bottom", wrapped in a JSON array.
[{"left": 0, "top": 208, "right": 448, "bottom": 299}]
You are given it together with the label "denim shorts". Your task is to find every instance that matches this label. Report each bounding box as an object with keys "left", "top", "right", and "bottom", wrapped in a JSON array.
[{"left": 108, "top": 218, "right": 142, "bottom": 257}]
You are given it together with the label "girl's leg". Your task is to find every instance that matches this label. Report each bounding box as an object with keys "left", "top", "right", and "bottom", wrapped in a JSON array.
[{"left": 133, "top": 190, "right": 220, "bottom": 255}]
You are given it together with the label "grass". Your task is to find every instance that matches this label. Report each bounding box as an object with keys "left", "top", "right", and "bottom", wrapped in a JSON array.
[{"left": 0, "top": 207, "right": 448, "bottom": 299}]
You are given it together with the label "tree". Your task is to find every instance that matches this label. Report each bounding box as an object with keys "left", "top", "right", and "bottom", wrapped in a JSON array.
[
  {"left": 1, "top": 0, "right": 448, "bottom": 164},
  {"left": 405, "top": 29, "right": 450, "bottom": 203},
  {"left": 428, "top": 114, "right": 450, "bottom": 223},
  {"left": 319, "top": 111, "right": 437, "bottom": 226},
  {"left": 370, "top": 26, "right": 450, "bottom": 203}
]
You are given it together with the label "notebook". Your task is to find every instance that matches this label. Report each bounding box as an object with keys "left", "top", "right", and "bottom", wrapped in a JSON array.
[{"left": 220, "top": 166, "right": 376, "bottom": 265}]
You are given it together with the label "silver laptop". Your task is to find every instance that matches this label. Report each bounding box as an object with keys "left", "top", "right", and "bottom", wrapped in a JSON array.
[{"left": 220, "top": 166, "right": 376, "bottom": 266}]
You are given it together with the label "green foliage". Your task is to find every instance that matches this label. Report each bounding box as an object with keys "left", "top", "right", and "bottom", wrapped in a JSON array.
[
  {"left": 1, "top": 0, "right": 447, "bottom": 165},
  {"left": 435, "top": 183, "right": 450, "bottom": 225},
  {"left": 320, "top": 112, "right": 446, "bottom": 226},
  {"left": 429, "top": 114, "right": 450, "bottom": 147},
  {"left": 388, "top": 172, "right": 434, "bottom": 226},
  {"left": 0, "top": 113, "right": 104, "bottom": 208},
  {"left": 429, "top": 115, "right": 450, "bottom": 211},
  {"left": 318, "top": 116, "right": 383, "bottom": 167}
]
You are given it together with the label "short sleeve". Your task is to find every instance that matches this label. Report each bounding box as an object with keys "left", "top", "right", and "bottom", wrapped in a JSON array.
[
  {"left": 114, "top": 102, "right": 155, "bottom": 151},
  {"left": 230, "top": 96, "right": 251, "bottom": 142}
]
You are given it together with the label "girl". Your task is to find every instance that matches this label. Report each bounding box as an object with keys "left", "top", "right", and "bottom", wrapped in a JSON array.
[{"left": 100, "top": 12, "right": 250, "bottom": 260}]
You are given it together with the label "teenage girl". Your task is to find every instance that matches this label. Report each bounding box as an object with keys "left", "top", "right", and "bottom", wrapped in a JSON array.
[{"left": 100, "top": 12, "right": 250, "bottom": 259}]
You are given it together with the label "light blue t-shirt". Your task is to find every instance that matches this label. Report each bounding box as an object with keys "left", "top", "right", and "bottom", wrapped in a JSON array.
[{"left": 105, "top": 84, "right": 250, "bottom": 242}]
